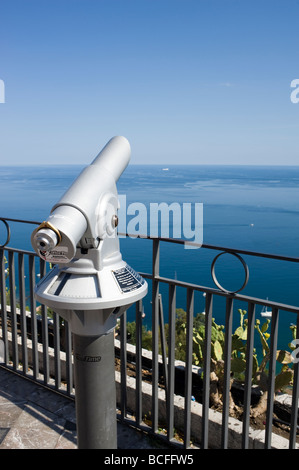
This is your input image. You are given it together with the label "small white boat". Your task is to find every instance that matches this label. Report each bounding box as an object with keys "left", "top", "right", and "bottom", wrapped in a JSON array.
[
  {"left": 260, "top": 304, "right": 272, "bottom": 318},
  {"left": 162, "top": 168, "right": 169, "bottom": 171}
]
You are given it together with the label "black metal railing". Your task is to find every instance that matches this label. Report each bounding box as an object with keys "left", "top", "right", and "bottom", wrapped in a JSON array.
[{"left": 0, "top": 217, "right": 299, "bottom": 449}]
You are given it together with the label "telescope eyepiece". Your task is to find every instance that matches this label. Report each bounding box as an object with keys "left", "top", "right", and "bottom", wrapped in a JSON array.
[{"left": 34, "top": 228, "right": 58, "bottom": 252}]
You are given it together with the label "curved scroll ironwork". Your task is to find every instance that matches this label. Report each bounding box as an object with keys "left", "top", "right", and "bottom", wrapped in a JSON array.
[
  {"left": 0, "top": 218, "right": 11, "bottom": 248},
  {"left": 211, "top": 251, "right": 249, "bottom": 294}
]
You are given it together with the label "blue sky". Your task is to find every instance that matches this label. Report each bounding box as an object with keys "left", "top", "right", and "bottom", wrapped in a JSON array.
[{"left": 0, "top": 0, "right": 298, "bottom": 165}]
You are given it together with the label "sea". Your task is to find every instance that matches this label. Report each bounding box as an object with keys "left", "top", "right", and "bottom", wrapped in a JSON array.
[{"left": 1, "top": 164, "right": 299, "bottom": 355}]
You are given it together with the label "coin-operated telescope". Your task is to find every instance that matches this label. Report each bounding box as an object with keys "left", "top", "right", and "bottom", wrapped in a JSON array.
[
  {"left": 31, "top": 136, "right": 147, "bottom": 449},
  {"left": 31, "top": 135, "right": 147, "bottom": 336}
]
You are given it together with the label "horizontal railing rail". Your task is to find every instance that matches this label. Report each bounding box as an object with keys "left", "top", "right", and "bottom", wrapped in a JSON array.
[{"left": 0, "top": 218, "right": 299, "bottom": 449}]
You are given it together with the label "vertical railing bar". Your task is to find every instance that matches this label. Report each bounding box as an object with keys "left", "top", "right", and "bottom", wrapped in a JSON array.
[
  {"left": 289, "top": 313, "right": 299, "bottom": 448},
  {"left": 221, "top": 296, "right": 234, "bottom": 449},
  {"left": 39, "top": 258, "right": 49, "bottom": 384},
  {"left": 167, "top": 284, "right": 176, "bottom": 442},
  {"left": 0, "top": 249, "right": 9, "bottom": 363},
  {"left": 135, "top": 300, "right": 143, "bottom": 425},
  {"left": 64, "top": 320, "right": 73, "bottom": 396},
  {"left": 183, "top": 287, "right": 194, "bottom": 448},
  {"left": 242, "top": 301, "right": 256, "bottom": 448},
  {"left": 29, "top": 254, "right": 39, "bottom": 378},
  {"left": 53, "top": 311, "right": 61, "bottom": 389},
  {"left": 202, "top": 292, "right": 213, "bottom": 449},
  {"left": 8, "top": 251, "right": 18, "bottom": 369},
  {"left": 120, "top": 311, "right": 127, "bottom": 420},
  {"left": 264, "top": 307, "right": 279, "bottom": 449},
  {"left": 18, "top": 253, "right": 28, "bottom": 374},
  {"left": 152, "top": 238, "right": 160, "bottom": 433},
  {"left": 41, "top": 300, "right": 49, "bottom": 383},
  {"left": 158, "top": 294, "right": 168, "bottom": 398}
]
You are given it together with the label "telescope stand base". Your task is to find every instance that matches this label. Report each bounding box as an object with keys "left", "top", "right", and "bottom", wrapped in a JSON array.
[{"left": 73, "top": 330, "right": 117, "bottom": 449}]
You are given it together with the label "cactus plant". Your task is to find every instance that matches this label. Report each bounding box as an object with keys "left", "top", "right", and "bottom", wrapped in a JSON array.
[{"left": 189, "top": 308, "right": 295, "bottom": 417}]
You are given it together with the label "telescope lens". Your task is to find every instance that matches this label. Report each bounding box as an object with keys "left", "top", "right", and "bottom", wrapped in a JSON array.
[{"left": 35, "top": 228, "right": 58, "bottom": 252}]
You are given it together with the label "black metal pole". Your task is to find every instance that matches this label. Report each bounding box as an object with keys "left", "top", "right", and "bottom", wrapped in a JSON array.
[{"left": 73, "top": 330, "right": 117, "bottom": 449}]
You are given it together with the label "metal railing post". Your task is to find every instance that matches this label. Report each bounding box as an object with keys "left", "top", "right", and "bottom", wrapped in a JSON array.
[
  {"left": 202, "top": 293, "right": 213, "bottom": 449},
  {"left": 0, "top": 249, "right": 8, "bottom": 364},
  {"left": 265, "top": 308, "right": 279, "bottom": 449},
  {"left": 242, "top": 301, "right": 256, "bottom": 448},
  {"left": 184, "top": 287, "right": 194, "bottom": 448},
  {"left": 151, "top": 238, "right": 160, "bottom": 432},
  {"left": 167, "top": 283, "right": 176, "bottom": 442},
  {"left": 221, "top": 296, "right": 234, "bottom": 448}
]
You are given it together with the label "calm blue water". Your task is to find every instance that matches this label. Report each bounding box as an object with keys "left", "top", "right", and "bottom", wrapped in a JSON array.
[{"left": 1, "top": 164, "right": 299, "bottom": 353}]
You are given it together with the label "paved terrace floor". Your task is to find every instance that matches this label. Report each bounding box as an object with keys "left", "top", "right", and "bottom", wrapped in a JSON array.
[{"left": 0, "top": 367, "right": 168, "bottom": 450}]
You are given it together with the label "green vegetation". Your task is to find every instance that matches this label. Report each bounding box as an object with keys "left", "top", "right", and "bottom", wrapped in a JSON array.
[{"left": 121, "top": 308, "right": 296, "bottom": 418}]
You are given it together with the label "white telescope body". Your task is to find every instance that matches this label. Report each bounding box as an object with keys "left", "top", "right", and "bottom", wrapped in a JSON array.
[
  {"left": 32, "top": 135, "right": 131, "bottom": 261},
  {"left": 31, "top": 136, "right": 147, "bottom": 336}
]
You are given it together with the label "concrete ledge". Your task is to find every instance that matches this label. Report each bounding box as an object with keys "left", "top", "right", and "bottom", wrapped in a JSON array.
[{"left": 115, "top": 370, "right": 298, "bottom": 449}]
